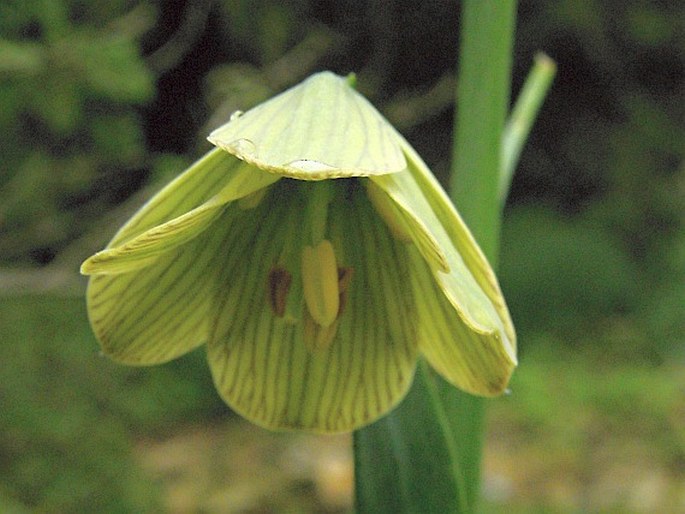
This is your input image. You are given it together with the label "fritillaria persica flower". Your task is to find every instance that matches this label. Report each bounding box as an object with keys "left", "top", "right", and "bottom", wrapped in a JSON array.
[{"left": 81, "top": 72, "right": 516, "bottom": 433}]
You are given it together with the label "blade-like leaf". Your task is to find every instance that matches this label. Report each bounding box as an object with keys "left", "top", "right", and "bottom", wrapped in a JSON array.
[{"left": 354, "top": 361, "right": 465, "bottom": 514}]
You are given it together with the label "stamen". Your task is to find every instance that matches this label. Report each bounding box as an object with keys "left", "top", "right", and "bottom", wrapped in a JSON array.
[
  {"left": 301, "top": 240, "right": 339, "bottom": 327},
  {"left": 337, "top": 267, "right": 354, "bottom": 317},
  {"left": 238, "top": 187, "right": 268, "bottom": 210},
  {"left": 303, "top": 313, "right": 339, "bottom": 352},
  {"left": 302, "top": 266, "right": 354, "bottom": 352},
  {"left": 268, "top": 268, "right": 292, "bottom": 317},
  {"left": 365, "top": 182, "right": 412, "bottom": 242}
]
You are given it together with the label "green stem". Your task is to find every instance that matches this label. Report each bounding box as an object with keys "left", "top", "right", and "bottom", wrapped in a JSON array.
[
  {"left": 446, "top": 0, "right": 517, "bottom": 510},
  {"left": 451, "top": 0, "right": 516, "bottom": 261}
]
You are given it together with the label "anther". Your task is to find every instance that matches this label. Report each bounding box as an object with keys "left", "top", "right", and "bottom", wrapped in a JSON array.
[
  {"left": 268, "top": 268, "right": 292, "bottom": 317},
  {"left": 301, "top": 240, "right": 340, "bottom": 328},
  {"left": 365, "top": 182, "right": 412, "bottom": 242}
]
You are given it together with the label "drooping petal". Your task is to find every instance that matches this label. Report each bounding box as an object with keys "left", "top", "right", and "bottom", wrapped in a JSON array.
[
  {"left": 81, "top": 150, "right": 279, "bottom": 275},
  {"left": 206, "top": 180, "right": 418, "bottom": 432},
  {"left": 368, "top": 169, "right": 516, "bottom": 394},
  {"left": 408, "top": 248, "right": 515, "bottom": 395},
  {"left": 85, "top": 206, "right": 238, "bottom": 364},
  {"left": 110, "top": 148, "right": 234, "bottom": 246},
  {"left": 399, "top": 139, "right": 516, "bottom": 347},
  {"left": 208, "top": 72, "right": 407, "bottom": 180}
]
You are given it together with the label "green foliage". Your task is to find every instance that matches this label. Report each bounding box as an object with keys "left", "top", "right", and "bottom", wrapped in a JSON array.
[
  {"left": 513, "top": 0, "right": 683, "bottom": 269},
  {"left": 354, "top": 362, "right": 466, "bottom": 513},
  {"left": 0, "top": 0, "right": 154, "bottom": 264},
  {"left": 0, "top": 296, "right": 222, "bottom": 511},
  {"left": 483, "top": 342, "right": 684, "bottom": 513},
  {"left": 500, "top": 206, "right": 642, "bottom": 331}
]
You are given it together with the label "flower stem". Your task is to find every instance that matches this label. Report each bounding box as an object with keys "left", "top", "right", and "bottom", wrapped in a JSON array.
[
  {"left": 451, "top": 0, "right": 516, "bottom": 262},
  {"left": 444, "top": 0, "right": 517, "bottom": 510}
]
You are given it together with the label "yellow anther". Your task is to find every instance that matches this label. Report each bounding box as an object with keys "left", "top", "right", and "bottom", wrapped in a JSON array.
[{"left": 301, "top": 240, "right": 340, "bottom": 328}]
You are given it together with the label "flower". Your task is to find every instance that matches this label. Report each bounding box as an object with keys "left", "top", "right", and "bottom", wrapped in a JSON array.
[{"left": 81, "top": 71, "right": 516, "bottom": 433}]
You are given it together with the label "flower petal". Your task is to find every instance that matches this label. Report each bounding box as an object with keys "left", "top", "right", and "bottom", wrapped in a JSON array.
[
  {"left": 208, "top": 72, "right": 407, "bottom": 180},
  {"left": 81, "top": 150, "right": 279, "bottom": 275},
  {"left": 399, "top": 139, "right": 516, "bottom": 347},
  {"left": 369, "top": 168, "right": 516, "bottom": 392},
  {"left": 111, "top": 149, "right": 234, "bottom": 246},
  {"left": 85, "top": 207, "right": 238, "bottom": 364},
  {"left": 206, "top": 180, "right": 418, "bottom": 432},
  {"left": 408, "top": 249, "right": 516, "bottom": 395}
]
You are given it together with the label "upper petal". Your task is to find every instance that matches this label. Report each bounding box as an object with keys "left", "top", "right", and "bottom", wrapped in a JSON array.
[{"left": 208, "top": 72, "right": 407, "bottom": 180}]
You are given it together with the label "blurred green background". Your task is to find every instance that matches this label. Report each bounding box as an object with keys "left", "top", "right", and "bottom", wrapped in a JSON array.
[{"left": 1, "top": 1, "right": 683, "bottom": 512}]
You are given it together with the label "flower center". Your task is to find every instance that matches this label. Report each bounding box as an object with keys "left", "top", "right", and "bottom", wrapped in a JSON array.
[{"left": 266, "top": 181, "right": 354, "bottom": 351}]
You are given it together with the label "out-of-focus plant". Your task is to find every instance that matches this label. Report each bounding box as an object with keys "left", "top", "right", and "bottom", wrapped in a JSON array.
[{"left": 0, "top": 0, "right": 154, "bottom": 265}]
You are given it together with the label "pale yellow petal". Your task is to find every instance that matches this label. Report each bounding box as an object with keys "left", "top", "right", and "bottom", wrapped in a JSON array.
[
  {"left": 409, "top": 249, "right": 516, "bottom": 395},
  {"left": 207, "top": 180, "right": 418, "bottom": 432},
  {"left": 208, "top": 72, "right": 407, "bottom": 180},
  {"left": 369, "top": 167, "right": 516, "bottom": 390},
  {"left": 85, "top": 206, "right": 238, "bottom": 364},
  {"left": 81, "top": 154, "right": 279, "bottom": 275},
  {"left": 109, "top": 148, "right": 234, "bottom": 247},
  {"left": 399, "top": 136, "right": 516, "bottom": 348}
]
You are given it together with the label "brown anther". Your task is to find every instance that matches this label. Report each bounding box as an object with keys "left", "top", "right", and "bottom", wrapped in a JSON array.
[
  {"left": 336, "top": 267, "right": 354, "bottom": 317},
  {"left": 268, "top": 268, "right": 292, "bottom": 317}
]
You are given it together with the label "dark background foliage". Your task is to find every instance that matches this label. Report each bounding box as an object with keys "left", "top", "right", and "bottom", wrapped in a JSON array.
[{"left": 0, "top": 1, "right": 682, "bottom": 512}]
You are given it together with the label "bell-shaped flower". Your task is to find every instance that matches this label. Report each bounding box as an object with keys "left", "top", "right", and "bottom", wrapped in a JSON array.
[{"left": 81, "top": 71, "right": 516, "bottom": 433}]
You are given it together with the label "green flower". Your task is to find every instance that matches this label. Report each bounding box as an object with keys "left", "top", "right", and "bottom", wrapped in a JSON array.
[{"left": 81, "top": 72, "right": 516, "bottom": 433}]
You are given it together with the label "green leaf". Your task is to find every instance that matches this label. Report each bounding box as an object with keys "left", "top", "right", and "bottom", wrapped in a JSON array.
[
  {"left": 354, "top": 361, "right": 466, "bottom": 514},
  {"left": 500, "top": 52, "right": 556, "bottom": 202}
]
